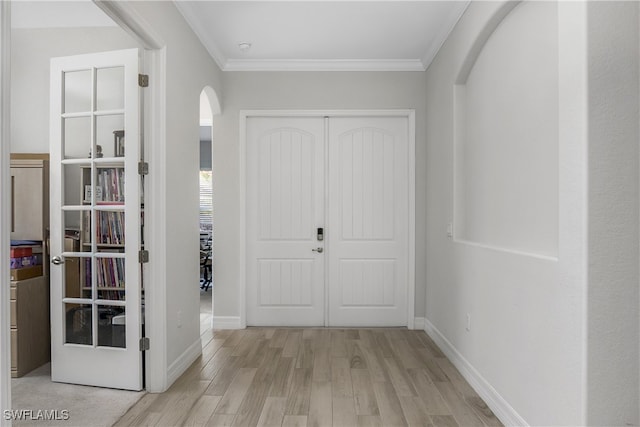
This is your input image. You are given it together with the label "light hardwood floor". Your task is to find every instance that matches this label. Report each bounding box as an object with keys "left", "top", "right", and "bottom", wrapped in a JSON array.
[{"left": 114, "top": 328, "right": 502, "bottom": 427}]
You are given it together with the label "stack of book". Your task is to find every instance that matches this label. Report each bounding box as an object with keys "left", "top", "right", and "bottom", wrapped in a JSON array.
[{"left": 9, "top": 242, "right": 44, "bottom": 281}]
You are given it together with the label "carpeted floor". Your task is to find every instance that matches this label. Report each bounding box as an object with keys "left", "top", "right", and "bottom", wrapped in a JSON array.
[{"left": 11, "top": 363, "right": 144, "bottom": 426}]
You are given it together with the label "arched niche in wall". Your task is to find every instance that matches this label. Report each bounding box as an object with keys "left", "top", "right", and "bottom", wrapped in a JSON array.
[{"left": 453, "top": 1, "right": 559, "bottom": 258}]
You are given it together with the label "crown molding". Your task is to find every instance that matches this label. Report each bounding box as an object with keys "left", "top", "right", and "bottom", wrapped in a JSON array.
[
  {"left": 174, "top": 0, "right": 467, "bottom": 73},
  {"left": 421, "top": 1, "right": 471, "bottom": 70},
  {"left": 174, "top": 1, "right": 227, "bottom": 71},
  {"left": 224, "top": 58, "right": 426, "bottom": 72}
]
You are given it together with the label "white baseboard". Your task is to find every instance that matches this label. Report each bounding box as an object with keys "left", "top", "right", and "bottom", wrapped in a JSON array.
[
  {"left": 166, "top": 338, "right": 202, "bottom": 387},
  {"left": 423, "top": 318, "right": 528, "bottom": 427},
  {"left": 213, "top": 316, "right": 243, "bottom": 330},
  {"left": 413, "top": 317, "right": 426, "bottom": 330}
]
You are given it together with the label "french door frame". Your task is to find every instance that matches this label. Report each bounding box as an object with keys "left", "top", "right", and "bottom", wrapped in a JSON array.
[{"left": 239, "top": 109, "right": 416, "bottom": 329}]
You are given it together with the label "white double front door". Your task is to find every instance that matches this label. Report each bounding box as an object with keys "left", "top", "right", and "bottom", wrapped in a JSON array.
[{"left": 246, "top": 113, "right": 412, "bottom": 327}]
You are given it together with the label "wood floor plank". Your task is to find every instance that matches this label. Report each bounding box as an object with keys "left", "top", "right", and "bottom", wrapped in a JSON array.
[
  {"left": 357, "top": 415, "right": 383, "bottom": 426},
  {"left": 215, "top": 368, "right": 257, "bottom": 414},
  {"left": 296, "top": 339, "right": 314, "bottom": 370},
  {"left": 155, "top": 380, "right": 210, "bottom": 426},
  {"left": 331, "top": 357, "right": 354, "bottom": 398},
  {"left": 312, "top": 346, "right": 331, "bottom": 382},
  {"left": 330, "top": 329, "right": 347, "bottom": 357},
  {"left": 398, "top": 395, "right": 432, "bottom": 427},
  {"left": 356, "top": 329, "right": 377, "bottom": 348},
  {"left": 346, "top": 339, "right": 367, "bottom": 369},
  {"left": 113, "top": 393, "right": 158, "bottom": 427},
  {"left": 233, "top": 381, "right": 272, "bottom": 426},
  {"left": 200, "top": 347, "right": 235, "bottom": 380},
  {"left": 256, "top": 396, "right": 287, "bottom": 426},
  {"left": 206, "top": 356, "right": 243, "bottom": 396},
  {"left": 312, "top": 328, "right": 331, "bottom": 350},
  {"left": 332, "top": 397, "right": 357, "bottom": 426},
  {"left": 285, "top": 368, "right": 313, "bottom": 415},
  {"left": 406, "top": 368, "right": 451, "bottom": 416},
  {"left": 372, "top": 331, "right": 394, "bottom": 358},
  {"left": 430, "top": 415, "right": 459, "bottom": 427},
  {"left": 359, "top": 342, "right": 391, "bottom": 383},
  {"left": 389, "top": 336, "right": 424, "bottom": 369},
  {"left": 351, "top": 369, "right": 380, "bottom": 416},
  {"left": 435, "top": 359, "right": 502, "bottom": 425},
  {"left": 382, "top": 356, "right": 417, "bottom": 397},
  {"left": 404, "top": 331, "right": 427, "bottom": 350},
  {"left": 222, "top": 330, "right": 247, "bottom": 348},
  {"left": 345, "top": 329, "right": 360, "bottom": 340},
  {"left": 269, "top": 329, "right": 289, "bottom": 348},
  {"left": 465, "top": 396, "right": 503, "bottom": 426},
  {"left": 268, "top": 357, "right": 295, "bottom": 397},
  {"left": 240, "top": 338, "right": 269, "bottom": 368},
  {"left": 424, "top": 358, "right": 450, "bottom": 383},
  {"left": 372, "top": 380, "right": 409, "bottom": 427},
  {"left": 416, "top": 333, "right": 445, "bottom": 358},
  {"left": 183, "top": 395, "right": 222, "bottom": 427},
  {"left": 308, "top": 381, "right": 332, "bottom": 427},
  {"left": 255, "top": 347, "right": 283, "bottom": 384},
  {"left": 206, "top": 414, "right": 236, "bottom": 427},
  {"left": 282, "top": 415, "right": 308, "bottom": 427},
  {"left": 435, "top": 382, "right": 484, "bottom": 427},
  {"left": 283, "top": 331, "right": 302, "bottom": 358}
]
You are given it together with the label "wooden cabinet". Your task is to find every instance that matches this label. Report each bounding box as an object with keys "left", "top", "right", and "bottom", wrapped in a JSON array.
[
  {"left": 9, "top": 154, "right": 50, "bottom": 377},
  {"left": 10, "top": 276, "right": 50, "bottom": 377},
  {"left": 10, "top": 157, "right": 49, "bottom": 243}
]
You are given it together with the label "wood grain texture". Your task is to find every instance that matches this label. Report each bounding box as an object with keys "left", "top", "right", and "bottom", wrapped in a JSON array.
[{"left": 114, "top": 328, "right": 501, "bottom": 427}]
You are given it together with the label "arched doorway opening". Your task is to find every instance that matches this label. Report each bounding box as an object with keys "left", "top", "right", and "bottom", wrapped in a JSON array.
[{"left": 199, "top": 86, "right": 220, "bottom": 337}]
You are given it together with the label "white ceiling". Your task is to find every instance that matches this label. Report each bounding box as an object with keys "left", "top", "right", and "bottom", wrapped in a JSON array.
[
  {"left": 175, "top": 1, "right": 470, "bottom": 72},
  {"left": 11, "top": 0, "right": 469, "bottom": 72}
]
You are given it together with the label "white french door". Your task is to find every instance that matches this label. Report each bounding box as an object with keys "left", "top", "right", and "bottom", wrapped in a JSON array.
[
  {"left": 49, "top": 49, "right": 143, "bottom": 390},
  {"left": 246, "top": 113, "right": 412, "bottom": 327}
]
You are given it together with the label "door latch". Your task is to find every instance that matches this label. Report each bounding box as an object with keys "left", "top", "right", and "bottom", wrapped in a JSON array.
[{"left": 312, "top": 247, "right": 324, "bottom": 253}]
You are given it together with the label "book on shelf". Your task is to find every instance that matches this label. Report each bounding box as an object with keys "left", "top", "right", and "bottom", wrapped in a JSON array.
[{"left": 97, "top": 168, "right": 124, "bottom": 203}]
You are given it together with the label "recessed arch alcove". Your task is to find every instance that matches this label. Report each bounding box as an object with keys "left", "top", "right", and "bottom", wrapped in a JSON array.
[{"left": 453, "top": 1, "right": 559, "bottom": 258}]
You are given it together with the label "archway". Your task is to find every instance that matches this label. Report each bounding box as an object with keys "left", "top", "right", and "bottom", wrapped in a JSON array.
[{"left": 198, "top": 86, "right": 220, "bottom": 337}]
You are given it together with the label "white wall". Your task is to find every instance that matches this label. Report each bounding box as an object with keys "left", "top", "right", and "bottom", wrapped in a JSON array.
[
  {"left": 427, "top": 1, "right": 640, "bottom": 425},
  {"left": 10, "top": 27, "right": 136, "bottom": 153},
  {"left": 425, "top": 2, "right": 587, "bottom": 425},
  {"left": 125, "top": 1, "right": 224, "bottom": 379},
  {"left": 213, "top": 71, "right": 427, "bottom": 321},
  {"left": 454, "top": 2, "right": 558, "bottom": 257},
  {"left": 585, "top": 2, "right": 639, "bottom": 424}
]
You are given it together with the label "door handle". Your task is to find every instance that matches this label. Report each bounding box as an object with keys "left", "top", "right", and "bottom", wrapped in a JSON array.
[
  {"left": 51, "top": 256, "right": 65, "bottom": 265},
  {"left": 312, "top": 247, "right": 323, "bottom": 253}
]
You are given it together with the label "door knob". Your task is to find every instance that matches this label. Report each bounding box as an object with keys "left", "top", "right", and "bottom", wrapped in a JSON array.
[
  {"left": 312, "top": 247, "right": 324, "bottom": 253},
  {"left": 51, "top": 256, "right": 65, "bottom": 265}
]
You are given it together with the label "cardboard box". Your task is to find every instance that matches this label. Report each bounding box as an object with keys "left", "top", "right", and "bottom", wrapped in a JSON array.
[{"left": 10, "top": 265, "right": 43, "bottom": 281}]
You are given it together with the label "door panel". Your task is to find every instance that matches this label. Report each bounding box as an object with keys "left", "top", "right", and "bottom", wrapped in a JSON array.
[
  {"left": 328, "top": 117, "right": 409, "bottom": 326},
  {"left": 246, "top": 117, "right": 325, "bottom": 326},
  {"left": 49, "top": 49, "right": 142, "bottom": 390}
]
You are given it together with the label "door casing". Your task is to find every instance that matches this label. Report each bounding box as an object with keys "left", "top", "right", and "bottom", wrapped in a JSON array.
[{"left": 240, "top": 109, "right": 416, "bottom": 329}]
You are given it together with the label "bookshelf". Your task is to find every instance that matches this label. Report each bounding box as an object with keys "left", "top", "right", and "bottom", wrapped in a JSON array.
[{"left": 80, "top": 165, "right": 126, "bottom": 302}]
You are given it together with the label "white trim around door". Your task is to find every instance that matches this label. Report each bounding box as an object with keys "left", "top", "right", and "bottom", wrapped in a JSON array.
[{"left": 239, "top": 110, "right": 416, "bottom": 329}]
